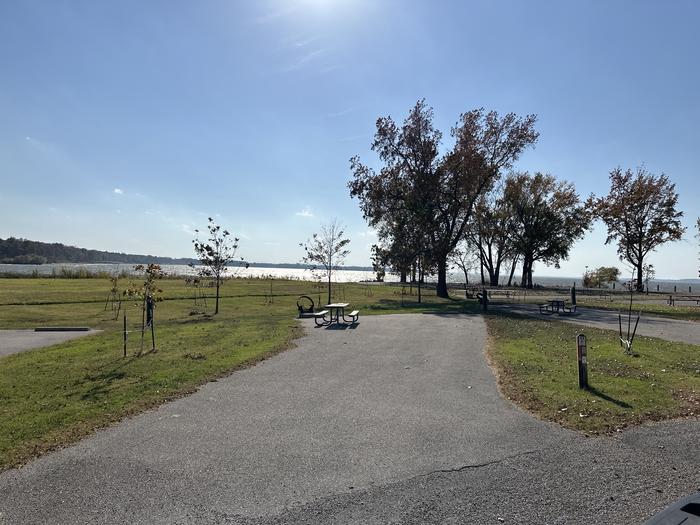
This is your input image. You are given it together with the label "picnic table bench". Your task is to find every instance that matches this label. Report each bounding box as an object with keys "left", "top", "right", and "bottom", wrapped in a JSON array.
[{"left": 668, "top": 295, "right": 700, "bottom": 307}]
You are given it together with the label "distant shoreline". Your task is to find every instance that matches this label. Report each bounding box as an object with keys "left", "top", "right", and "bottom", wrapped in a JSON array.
[
  {"left": 1, "top": 262, "right": 698, "bottom": 289},
  {"left": 0, "top": 260, "right": 375, "bottom": 272}
]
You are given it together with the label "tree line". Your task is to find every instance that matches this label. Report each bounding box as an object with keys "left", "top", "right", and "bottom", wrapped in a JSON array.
[
  {"left": 0, "top": 237, "right": 199, "bottom": 266},
  {"left": 349, "top": 100, "right": 688, "bottom": 294}
]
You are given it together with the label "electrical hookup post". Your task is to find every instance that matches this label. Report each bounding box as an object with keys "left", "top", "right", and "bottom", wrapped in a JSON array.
[{"left": 577, "top": 334, "right": 588, "bottom": 389}]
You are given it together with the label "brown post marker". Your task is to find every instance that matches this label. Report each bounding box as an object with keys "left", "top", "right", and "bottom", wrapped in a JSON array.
[
  {"left": 577, "top": 334, "right": 588, "bottom": 389},
  {"left": 123, "top": 312, "right": 127, "bottom": 358}
]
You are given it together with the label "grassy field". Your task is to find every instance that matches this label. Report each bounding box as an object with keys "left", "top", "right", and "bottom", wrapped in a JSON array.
[
  {"left": 0, "top": 276, "right": 476, "bottom": 471},
  {"left": 486, "top": 313, "right": 700, "bottom": 433}
]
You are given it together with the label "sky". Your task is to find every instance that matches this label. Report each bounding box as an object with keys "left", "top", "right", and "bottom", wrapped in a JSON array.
[{"left": 1, "top": 0, "right": 698, "bottom": 279}]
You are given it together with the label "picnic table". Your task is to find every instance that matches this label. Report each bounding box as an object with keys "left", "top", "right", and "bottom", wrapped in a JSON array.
[
  {"left": 325, "top": 303, "right": 349, "bottom": 323},
  {"left": 539, "top": 299, "right": 576, "bottom": 314},
  {"left": 549, "top": 300, "right": 565, "bottom": 312},
  {"left": 312, "top": 303, "right": 360, "bottom": 326}
]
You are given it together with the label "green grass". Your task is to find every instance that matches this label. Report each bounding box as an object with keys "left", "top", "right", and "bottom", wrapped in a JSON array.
[
  {"left": 0, "top": 277, "right": 476, "bottom": 470},
  {"left": 486, "top": 313, "right": 700, "bottom": 433}
]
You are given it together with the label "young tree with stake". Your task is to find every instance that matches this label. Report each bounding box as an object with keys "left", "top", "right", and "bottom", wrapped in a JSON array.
[
  {"left": 193, "top": 218, "right": 246, "bottom": 315},
  {"left": 300, "top": 219, "right": 351, "bottom": 305}
]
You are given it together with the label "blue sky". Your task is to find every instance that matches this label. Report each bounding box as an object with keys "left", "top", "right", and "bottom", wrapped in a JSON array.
[{"left": 1, "top": 0, "right": 698, "bottom": 278}]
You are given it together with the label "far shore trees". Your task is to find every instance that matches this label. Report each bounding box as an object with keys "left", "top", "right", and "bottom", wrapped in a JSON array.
[
  {"left": 349, "top": 100, "right": 538, "bottom": 298},
  {"left": 300, "top": 219, "right": 351, "bottom": 305},
  {"left": 593, "top": 167, "right": 685, "bottom": 292},
  {"left": 504, "top": 172, "right": 592, "bottom": 289},
  {"left": 193, "top": 218, "right": 246, "bottom": 315}
]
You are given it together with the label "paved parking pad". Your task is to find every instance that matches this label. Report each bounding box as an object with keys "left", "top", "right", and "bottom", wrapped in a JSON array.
[
  {"left": 0, "top": 314, "right": 697, "bottom": 524},
  {"left": 0, "top": 329, "right": 100, "bottom": 357}
]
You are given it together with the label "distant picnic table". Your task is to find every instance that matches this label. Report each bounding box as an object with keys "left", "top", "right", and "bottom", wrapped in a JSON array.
[
  {"left": 312, "top": 303, "right": 360, "bottom": 326},
  {"left": 539, "top": 299, "right": 576, "bottom": 315}
]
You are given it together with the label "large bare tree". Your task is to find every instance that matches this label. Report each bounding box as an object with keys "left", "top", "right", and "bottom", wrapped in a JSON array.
[
  {"left": 593, "top": 167, "right": 685, "bottom": 292},
  {"left": 349, "top": 100, "right": 538, "bottom": 298}
]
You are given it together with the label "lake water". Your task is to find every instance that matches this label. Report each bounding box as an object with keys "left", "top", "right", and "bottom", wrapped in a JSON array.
[{"left": 0, "top": 263, "right": 697, "bottom": 292}]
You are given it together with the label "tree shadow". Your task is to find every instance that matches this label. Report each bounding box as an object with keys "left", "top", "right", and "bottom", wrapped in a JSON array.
[
  {"left": 587, "top": 386, "right": 633, "bottom": 409},
  {"left": 366, "top": 298, "right": 482, "bottom": 316},
  {"left": 80, "top": 369, "right": 127, "bottom": 401}
]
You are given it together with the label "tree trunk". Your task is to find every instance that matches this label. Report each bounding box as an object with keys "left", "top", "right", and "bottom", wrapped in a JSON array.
[
  {"left": 215, "top": 278, "right": 220, "bottom": 314},
  {"left": 480, "top": 252, "right": 485, "bottom": 286},
  {"left": 328, "top": 271, "right": 332, "bottom": 304},
  {"left": 489, "top": 264, "right": 499, "bottom": 286},
  {"left": 520, "top": 256, "right": 529, "bottom": 288},
  {"left": 436, "top": 257, "right": 449, "bottom": 298},
  {"left": 507, "top": 256, "right": 518, "bottom": 287},
  {"left": 400, "top": 269, "right": 407, "bottom": 283},
  {"left": 520, "top": 255, "right": 534, "bottom": 289},
  {"left": 417, "top": 261, "right": 422, "bottom": 303},
  {"left": 636, "top": 261, "right": 644, "bottom": 293}
]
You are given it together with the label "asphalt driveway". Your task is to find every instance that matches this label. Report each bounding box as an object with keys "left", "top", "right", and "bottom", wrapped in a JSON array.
[
  {"left": 0, "top": 313, "right": 697, "bottom": 524},
  {"left": 0, "top": 329, "right": 100, "bottom": 357}
]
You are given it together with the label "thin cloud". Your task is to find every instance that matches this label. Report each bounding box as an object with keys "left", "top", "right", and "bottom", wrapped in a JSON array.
[
  {"left": 295, "top": 206, "right": 314, "bottom": 218},
  {"left": 324, "top": 107, "right": 358, "bottom": 119},
  {"left": 335, "top": 134, "right": 371, "bottom": 143},
  {"left": 256, "top": 4, "right": 297, "bottom": 24},
  {"left": 319, "top": 64, "right": 342, "bottom": 74},
  {"left": 114, "top": 188, "right": 123, "bottom": 195},
  {"left": 281, "top": 48, "right": 328, "bottom": 72},
  {"left": 291, "top": 36, "right": 320, "bottom": 48}
]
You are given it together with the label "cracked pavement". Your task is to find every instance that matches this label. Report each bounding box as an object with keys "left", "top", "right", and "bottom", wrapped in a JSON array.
[{"left": 0, "top": 313, "right": 698, "bottom": 524}]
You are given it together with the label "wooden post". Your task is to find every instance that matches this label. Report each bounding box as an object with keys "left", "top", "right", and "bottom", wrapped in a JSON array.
[
  {"left": 577, "top": 334, "right": 588, "bottom": 389},
  {"left": 123, "top": 312, "right": 127, "bottom": 358}
]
